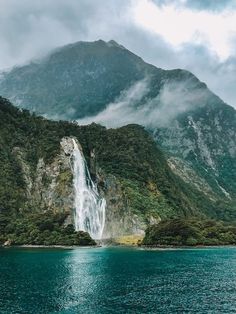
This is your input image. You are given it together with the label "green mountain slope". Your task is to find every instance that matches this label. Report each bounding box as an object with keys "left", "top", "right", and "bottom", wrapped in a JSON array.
[
  {"left": 0, "top": 40, "right": 205, "bottom": 120},
  {"left": 0, "top": 40, "right": 235, "bottom": 212},
  {"left": 1, "top": 97, "right": 234, "bottom": 245},
  {"left": 0, "top": 40, "right": 157, "bottom": 119}
]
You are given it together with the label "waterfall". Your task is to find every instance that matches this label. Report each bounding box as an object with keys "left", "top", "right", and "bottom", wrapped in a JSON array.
[{"left": 72, "top": 139, "right": 106, "bottom": 240}]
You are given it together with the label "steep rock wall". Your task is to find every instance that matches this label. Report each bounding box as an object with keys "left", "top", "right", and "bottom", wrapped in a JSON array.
[
  {"left": 13, "top": 138, "right": 74, "bottom": 215},
  {"left": 13, "top": 136, "right": 155, "bottom": 238}
]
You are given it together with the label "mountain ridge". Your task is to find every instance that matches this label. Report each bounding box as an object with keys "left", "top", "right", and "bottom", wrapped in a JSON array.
[
  {"left": 0, "top": 39, "right": 209, "bottom": 119},
  {"left": 0, "top": 39, "right": 235, "bottom": 212},
  {"left": 3, "top": 96, "right": 233, "bottom": 244}
]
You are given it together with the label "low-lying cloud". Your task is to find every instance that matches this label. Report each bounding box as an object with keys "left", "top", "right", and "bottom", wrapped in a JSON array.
[
  {"left": 77, "top": 78, "right": 210, "bottom": 129},
  {"left": 0, "top": 0, "right": 236, "bottom": 108}
]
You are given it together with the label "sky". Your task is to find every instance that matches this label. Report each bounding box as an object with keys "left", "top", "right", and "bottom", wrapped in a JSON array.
[{"left": 0, "top": 0, "right": 236, "bottom": 108}]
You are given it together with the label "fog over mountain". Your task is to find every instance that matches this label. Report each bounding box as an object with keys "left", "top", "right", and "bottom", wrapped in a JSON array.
[
  {"left": 0, "top": 1, "right": 235, "bottom": 228},
  {"left": 0, "top": 39, "right": 235, "bottom": 209},
  {"left": 77, "top": 78, "right": 211, "bottom": 128},
  {"left": 0, "top": 0, "right": 236, "bottom": 107},
  {"left": 1, "top": 3, "right": 236, "bottom": 311}
]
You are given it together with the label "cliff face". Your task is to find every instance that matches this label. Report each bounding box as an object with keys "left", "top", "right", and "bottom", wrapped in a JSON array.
[
  {"left": 154, "top": 102, "right": 236, "bottom": 203},
  {"left": 9, "top": 135, "right": 158, "bottom": 238},
  {"left": 99, "top": 174, "right": 158, "bottom": 238},
  {"left": 13, "top": 141, "right": 73, "bottom": 215},
  {"left": 0, "top": 97, "right": 234, "bottom": 240}
]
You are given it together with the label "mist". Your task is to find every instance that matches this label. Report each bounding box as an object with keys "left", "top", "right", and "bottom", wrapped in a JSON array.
[
  {"left": 0, "top": 0, "right": 236, "bottom": 108},
  {"left": 77, "top": 78, "right": 210, "bottom": 129}
]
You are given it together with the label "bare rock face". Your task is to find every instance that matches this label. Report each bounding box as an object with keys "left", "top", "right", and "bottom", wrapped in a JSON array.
[
  {"left": 3, "top": 239, "right": 12, "bottom": 247},
  {"left": 155, "top": 109, "right": 236, "bottom": 200},
  {"left": 98, "top": 173, "right": 155, "bottom": 238},
  {"left": 101, "top": 174, "right": 141, "bottom": 238},
  {"left": 167, "top": 156, "right": 215, "bottom": 199},
  {"left": 60, "top": 137, "right": 75, "bottom": 156},
  {"left": 13, "top": 137, "right": 74, "bottom": 215}
]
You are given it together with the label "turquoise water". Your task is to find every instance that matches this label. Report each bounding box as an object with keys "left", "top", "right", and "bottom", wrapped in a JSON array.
[{"left": 0, "top": 247, "right": 236, "bottom": 313}]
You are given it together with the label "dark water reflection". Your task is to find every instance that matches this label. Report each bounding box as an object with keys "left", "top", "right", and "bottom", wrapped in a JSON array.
[{"left": 0, "top": 247, "right": 236, "bottom": 313}]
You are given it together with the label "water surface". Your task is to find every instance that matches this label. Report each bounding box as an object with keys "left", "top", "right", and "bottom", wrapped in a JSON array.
[{"left": 0, "top": 247, "right": 236, "bottom": 313}]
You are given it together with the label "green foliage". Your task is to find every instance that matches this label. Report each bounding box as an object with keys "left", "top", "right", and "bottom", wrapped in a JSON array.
[
  {"left": 0, "top": 97, "right": 200, "bottom": 218},
  {"left": 142, "top": 218, "right": 236, "bottom": 246},
  {"left": 0, "top": 96, "right": 235, "bottom": 248},
  {"left": 0, "top": 210, "right": 96, "bottom": 246},
  {"left": 120, "top": 178, "right": 175, "bottom": 220},
  {"left": 0, "top": 38, "right": 235, "bottom": 210}
]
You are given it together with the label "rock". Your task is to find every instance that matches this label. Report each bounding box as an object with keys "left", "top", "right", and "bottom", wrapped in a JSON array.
[
  {"left": 13, "top": 137, "right": 75, "bottom": 215},
  {"left": 3, "top": 240, "right": 12, "bottom": 247},
  {"left": 60, "top": 137, "right": 75, "bottom": 156}
]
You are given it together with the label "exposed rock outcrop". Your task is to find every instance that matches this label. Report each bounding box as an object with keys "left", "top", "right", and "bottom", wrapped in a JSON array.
[{"left": 13, "top": 138, "right": 74, "bottom": 215}]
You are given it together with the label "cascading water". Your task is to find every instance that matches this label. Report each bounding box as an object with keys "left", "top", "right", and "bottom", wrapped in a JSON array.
[{"left": 72, "top": 139, "right": 106, "bottom": 240}]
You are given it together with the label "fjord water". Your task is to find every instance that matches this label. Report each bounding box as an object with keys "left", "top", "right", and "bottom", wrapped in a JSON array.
[
  {"left": 1, "top": 247, "right": 236, "bottom": 313},
  {"left": 72, "top": 139, "right": 106, "bottom": 239}
]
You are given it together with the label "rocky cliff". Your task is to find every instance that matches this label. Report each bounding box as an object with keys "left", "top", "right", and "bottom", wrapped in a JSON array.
[{"left": 1, "top": 97, "right": 230, "bottom": 242}]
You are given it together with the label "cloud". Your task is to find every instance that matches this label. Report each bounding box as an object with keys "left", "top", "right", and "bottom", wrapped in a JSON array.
[
  {"left": 0, "top": 0, "right": 235, "bottom": 108},
  {"left": 77, "top": 79, "right": 150, "bottom": 128},
  {"left": 77, "top": 78, "right": 210, "bottom": 128},
  {"left": 0, "top": 0, "right": 131, "bottom": 69},
  {"left": 153, "top": 0, "right": 236, "bottom": 12},
  {"left": 132, "top": 0, "right": 236, "bottom": 60}
]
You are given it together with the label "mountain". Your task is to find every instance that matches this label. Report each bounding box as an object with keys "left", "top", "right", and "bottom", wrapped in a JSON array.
[
  {"left": 0, "top": 40, "right": 155, "bottom": 119},
  {"left": 0, "top": 39, "right": 205, "bottom": 120},
  {"left": 1, "top": 96, "right": 233, "bottom": 245},
  {"left": 0, "top": 39, "right": 235, "bottom": 215}
]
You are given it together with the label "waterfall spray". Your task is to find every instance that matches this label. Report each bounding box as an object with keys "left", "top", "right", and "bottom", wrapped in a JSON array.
[{"left": 72, "top": 139, "right": 106, "bottom": 240}]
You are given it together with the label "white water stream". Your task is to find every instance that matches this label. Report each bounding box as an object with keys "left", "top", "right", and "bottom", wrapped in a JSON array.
[{"left": 72, "top": 139, "right": 106, "bottom": 240}]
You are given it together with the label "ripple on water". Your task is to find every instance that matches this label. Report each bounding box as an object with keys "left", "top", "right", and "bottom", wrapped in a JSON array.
[{"left": 0, "top": 247, "right": 236, "bottom": 313}]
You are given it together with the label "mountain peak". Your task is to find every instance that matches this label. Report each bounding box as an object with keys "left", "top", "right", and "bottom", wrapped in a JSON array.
[
  {"left": 107, "top": 40, "right": 125, "bottom": 49},
  {"left": 0, "top": 39, "right": 235, "bottom": 208},
  {"left": 56, "top": 39, "right": 126, "bottom": 53}
]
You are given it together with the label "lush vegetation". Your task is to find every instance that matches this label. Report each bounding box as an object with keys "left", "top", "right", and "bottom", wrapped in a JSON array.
[
  {"left": 1, "top": 38, "right": 235, "bottom": 223},
  {"left": 0, "top": 209, "right": 96, "bottom": 246},
  {"left": 0, "top": 96, "right": 235, "bottom": 245},
  {"left": 1, "top": 39, "right": 235, "bottom": 206},
  {"left": 142, "top": 218, "right": 236, "bottom": 246},
  {"left": 0, "top": 96, "right": 206, "bottom": 218}
]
